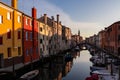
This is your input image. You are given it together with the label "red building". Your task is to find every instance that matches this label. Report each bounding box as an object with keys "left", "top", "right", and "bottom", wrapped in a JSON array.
[
  {"left": 32, "top": 7, "right": 39, "bottom": 61},
  {"left": 105, "top": 21, "right": 120, "bottom": 55},
  {"left": 23, "top": 7, "right": 39, "bottom": 64}
]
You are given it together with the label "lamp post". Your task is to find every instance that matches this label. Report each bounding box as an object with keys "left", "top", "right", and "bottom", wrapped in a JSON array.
[
  {"left": 110, "top": 59, "right": 113, "bottom": 76},
  {"left": 12, "top": 56, "right": 16, "bottom": 77}
]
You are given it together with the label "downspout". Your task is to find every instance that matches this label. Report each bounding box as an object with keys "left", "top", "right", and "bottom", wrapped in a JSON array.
[{"left": 22, "top": 14, "right": 24, "bottom": 63}]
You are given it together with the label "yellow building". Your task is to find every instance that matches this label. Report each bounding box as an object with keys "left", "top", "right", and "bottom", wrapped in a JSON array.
[
  {"left": 0, "top": 0, "right": 22, "bottom": 68},
  {"left": 38, "top": 14, "right": 49, "bottom": 57}
]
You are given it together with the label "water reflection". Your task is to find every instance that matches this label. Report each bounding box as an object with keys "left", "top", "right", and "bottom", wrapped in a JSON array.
[
  {"left": 38, "top": 59, "right": 73, "bottom": 80},
  {"left": 63, "top": 50, "right": 92, "bottom": 80},
  {"left": 36, "top": 50, "right": 92, "bottom": 80}
]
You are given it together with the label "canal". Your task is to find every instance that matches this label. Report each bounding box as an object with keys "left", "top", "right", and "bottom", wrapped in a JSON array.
[
  {"left": 37, "top": 50, "right": 92, "bottom": 80},
  {"left": 62, "top": 50, "right": 92, "bottom": 80}
]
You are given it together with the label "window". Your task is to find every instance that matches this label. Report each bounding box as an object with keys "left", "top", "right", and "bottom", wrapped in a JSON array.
[
  {"left": 26, "top": 31, "right": 28, "bottom": 40},
  {"left": 7, "top": 12, "right": 11, "bottom": 20},
  {"left": 118, "top": 35, "right": 120, "bottom": 41},
  {"left": 18, "top": 31, "right": 21, "bottom": 39},
  {"left": 30, "top": 20, "right": 32, "bottom": 26},
  {"left": 43, "top": 45, "right": 45, "bottom": 51},
  {"left": 26, "top": 49, "right": 29, "bottom": 56},
  {"left": 0, "top": 36, "right": 3, "bottom": 45},
  {"left": 7, "top": 48, "right": 11, "bottom": 57},
  {"left": 40, "top": 48, "right": 42, "bottom": 53},
  {"left": 30, "top": 32, "right": 32, "bottom": 41},
  {"left": 7, "top": 29, "right": 11, "bottom": 39},
  {"left": 18, "top": 47, "right": 21, "bottom": 55},
  {"left": 30, "top": 47, "right": 33, "bottom": 54},
  {"left": 119, "top": 26, "right": 120, "bottom": 30},
  {"left": 40, "top": 39, "right": 42, "bottom": 43},
  {"left": 26, "top": 18, "right": 28, "bottom": 25},
  {"left": 40, "top": 27, "right": 42, "bottom": 32},
  {"left": 18, "top": 16, "right": 21, "bottom": 23},
  {"left": 0, "top": 15, "right": 3, "bottom": 24},
  {"left": 54, "top": 45, "right": 56, "bottom": 49},
  {"left": 36, "top": 47, "right": 38, "bottom": 54},
  {"left": 43, "top": 35, "right": 44, "bottom": 40},
  {"left": 36, "top": 22, "right": 38, "bottom": 28}
]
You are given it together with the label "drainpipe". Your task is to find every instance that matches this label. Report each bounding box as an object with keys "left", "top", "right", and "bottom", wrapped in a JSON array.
[{"left": 22, "top": 14, "right": 24, "bottom": 63}]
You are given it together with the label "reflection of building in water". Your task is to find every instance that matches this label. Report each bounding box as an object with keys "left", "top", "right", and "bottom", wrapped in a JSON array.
[
  {"left": 37, "top": 56, "right": 73, "bottom": 80},
  {"left": 72, "top": 52, "right": 77, "bottom": 59},
  {"left": 55, "top": 72, "right": 62, "bottom": 80},
  {"left": 38, "top": 63, "right": 63, "bottom": 80},
  {"left": 77, "top": 51, "right": 80, "bottom": 57},
  {"left": 62, "top": 61, "right": 73, "bottom": 77}
]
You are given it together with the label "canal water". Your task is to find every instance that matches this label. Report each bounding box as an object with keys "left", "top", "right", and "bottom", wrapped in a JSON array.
[
  {"left": 62, "top": 50, "right": 92, "bottom": 80},
  {"left": 37, "top": 50, "right": 92, "bottom": 80}
]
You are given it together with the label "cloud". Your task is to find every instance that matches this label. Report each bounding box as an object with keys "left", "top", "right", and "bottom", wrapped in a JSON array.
[{"left": 35, "top": 0, "right": 101, "bottom": 38}]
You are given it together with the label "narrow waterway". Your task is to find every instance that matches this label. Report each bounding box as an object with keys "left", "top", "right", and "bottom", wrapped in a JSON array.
[
  {"left": 36, "top": 50, "right": 92, "bottom": 80},
  {"left": 62, "top": 50, "right": 92, "bottom": 80},
  {"left": 13, "top": 50, "right": 92, "bottom": 80}
]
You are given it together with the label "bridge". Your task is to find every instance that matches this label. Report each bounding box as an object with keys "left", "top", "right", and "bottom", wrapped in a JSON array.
[{"left": 76, "top": 42, "right": 120, "bottom": 60}]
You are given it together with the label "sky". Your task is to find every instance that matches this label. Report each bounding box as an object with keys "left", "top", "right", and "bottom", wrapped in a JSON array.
[{"left": 1, "top": 0, "right": 120, "bottom": 38}]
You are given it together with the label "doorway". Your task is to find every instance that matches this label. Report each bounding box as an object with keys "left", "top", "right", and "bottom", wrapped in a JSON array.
[{"left": 0, "top": 54, "right": 4, "bottom": 68}]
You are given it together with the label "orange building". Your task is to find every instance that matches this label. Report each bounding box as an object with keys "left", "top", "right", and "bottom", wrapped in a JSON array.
[{"left": 0, "top": 0, "right": 23, "bottom": 68}]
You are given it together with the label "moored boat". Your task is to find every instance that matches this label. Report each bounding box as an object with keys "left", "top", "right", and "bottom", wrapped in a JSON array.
[
  {"left": 90, "top": 66, "right": 106, "bottom": 71},
  {"left": 18, "top": 70, "right": 39, "bottom": 80}
]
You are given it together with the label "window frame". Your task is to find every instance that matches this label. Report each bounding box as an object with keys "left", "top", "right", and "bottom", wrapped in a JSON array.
[
  {"left": 7, "top": 29, "right": 11, "bottom": 39},
  {"left": 7, "top": 12, "right": 11, "bottom": 20},
  {"left": 26, "top": 31, "right": 28, "bottom": 40},
  {"left": 30, "top": 32, "right": 32, "bottom": 41},
  {"left": 0, "top": 15, "right": 3, "bottom": 24},
  {"left": 0, "top": 36, "right": 3, "bottom": 45},
  {"left": 18, "top": 30, "right": 21, "bottom": 39},
  {"left": 18, "top": 15, "right": 21, "bottom": 23},
  {"left": 7, "top": 47, "right": 11, "bottom": 58}
]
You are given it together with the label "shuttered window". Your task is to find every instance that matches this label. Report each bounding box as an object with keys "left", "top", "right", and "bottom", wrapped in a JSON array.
[
  {"left": 0, "top": 15, "right": 3, "bottom": 24},
  {"left": 7, "top": 48, "right": 11, "bottom": 57},
  {"left": 18, "top": 31, "right": 21, "bottom": 39},
  {"left": 7, "top": 29, "right": 11, "bottom": 39},
  {"left": 0, "top": 36, "right": 3, "bottom": 45}
]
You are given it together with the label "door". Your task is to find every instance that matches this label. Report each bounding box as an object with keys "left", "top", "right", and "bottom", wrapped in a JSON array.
[
  {"left": 0, "top": 54, "right": 4, "bottom": 68},
  {"left": 118, "top": 47, "right": 120, "bottom": 56}
]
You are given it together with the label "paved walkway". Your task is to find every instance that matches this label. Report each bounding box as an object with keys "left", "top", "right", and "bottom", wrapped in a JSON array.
[{"left": 0, "top": 63, "right": 24, "bottom": 72}]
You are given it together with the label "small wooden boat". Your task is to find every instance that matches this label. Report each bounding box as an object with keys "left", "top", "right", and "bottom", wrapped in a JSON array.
[
  {"left": 86, "top": 74, "right": 99, "bottom": 80},
  {"left": 91, "top": 70, "right": 111, "bottom": 75},
  {"left": 19, "top": 70, "right": 39, "bottom": 80},
  {"left": 85, "top": 77, "right": 93, "bottom": 80},
  {"left": 90, "top": 66, "right": 106, "bottom": 71},
  {"left": 74, "top": 46, "right": 80, "bottom": 51}
]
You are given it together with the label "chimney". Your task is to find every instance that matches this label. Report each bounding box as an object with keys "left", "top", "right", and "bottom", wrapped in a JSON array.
[
  {"left": 51, "top": 16, "right": 54, "bottom": 21},
  {"left": 51, "top": 16, "right": 54, "bottom": 26},
  {"left": 11, "top": 0, "right": 18, "bottom": 9},
  {"left": 59, "top": 21, "right": 61, "bottom": 25},
  {"left": 44, "top": 14, "right": 47, "bottom": 24},
  {"left": 57, "top": 14, "right": 59, "bottom": 23},
  {"left": 32, "top": 7, "right": 37, "bottom": 19}
]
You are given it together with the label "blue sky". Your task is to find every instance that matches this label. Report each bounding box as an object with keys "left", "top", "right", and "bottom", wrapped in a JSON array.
[{"left": 1, "top": 0, "right": 120, "bottom": 38}]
